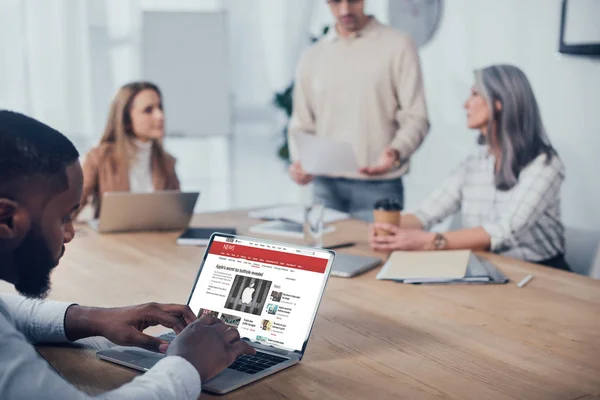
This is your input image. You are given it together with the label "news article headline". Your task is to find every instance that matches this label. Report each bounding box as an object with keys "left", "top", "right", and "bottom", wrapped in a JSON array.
[{"left": 216, "top": 265, "right": 264, "bottom": 277}]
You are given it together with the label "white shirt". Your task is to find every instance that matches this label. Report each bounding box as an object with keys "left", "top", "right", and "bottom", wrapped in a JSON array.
[
  {"left": 0, "top": 294, "right": 201, "bottom": 400},
  {"left": 129, "top": 140, "right": 154, "bottom": 193},
  {"left": 413, "top": 147, "right": 565, "bottom": 262}
]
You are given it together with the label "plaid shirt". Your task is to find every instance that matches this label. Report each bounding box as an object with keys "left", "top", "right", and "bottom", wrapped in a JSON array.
[{"left": 413, "top": 147, "right": 565, "bottom": 262}]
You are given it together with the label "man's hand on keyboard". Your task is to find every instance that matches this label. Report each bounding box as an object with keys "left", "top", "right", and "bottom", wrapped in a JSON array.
[
  {"left": 65, "top": 302, "right": 197, "bottom": 353},
  {"left": 166, "top": 315, "right": 256, "bottom": 382}
]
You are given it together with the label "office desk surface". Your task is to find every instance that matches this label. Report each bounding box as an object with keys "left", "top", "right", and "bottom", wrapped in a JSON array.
[{"left": 3, "top": 209, "right": 600, "bottom": 399}]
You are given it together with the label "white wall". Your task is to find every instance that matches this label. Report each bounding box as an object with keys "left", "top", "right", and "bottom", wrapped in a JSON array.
[{"left": 404, "top": 0, "right": 600, "bottom": 230}]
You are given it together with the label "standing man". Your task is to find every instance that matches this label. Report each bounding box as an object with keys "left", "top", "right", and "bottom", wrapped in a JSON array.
[{"left": 288, "top": 0, "right": 429, "bottom": 219}]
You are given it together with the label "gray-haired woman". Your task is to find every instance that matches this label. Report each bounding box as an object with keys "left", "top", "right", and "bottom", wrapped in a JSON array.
[{"left": 369, "top": 64, "right": 569, "bottom": 271}]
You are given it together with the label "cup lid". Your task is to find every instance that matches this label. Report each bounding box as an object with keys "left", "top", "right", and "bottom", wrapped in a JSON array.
[{"left": 373, "top": 198, "right": 402, "bottom": 211}]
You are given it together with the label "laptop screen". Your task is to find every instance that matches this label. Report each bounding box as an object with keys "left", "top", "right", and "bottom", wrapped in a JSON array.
[{"left": 187, "top": 235, "right": 333, "bottom": 352}]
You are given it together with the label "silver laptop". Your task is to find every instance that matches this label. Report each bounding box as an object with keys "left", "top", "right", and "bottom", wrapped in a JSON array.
[
  {"left": 97, "top": 233, "right": 335, "bottom": 394},
  {"left": 331, "top": 253, "right": 382, "bottom": 278},
  {"left": 89, "top": 191, "right": 199, "bottom": 233}
]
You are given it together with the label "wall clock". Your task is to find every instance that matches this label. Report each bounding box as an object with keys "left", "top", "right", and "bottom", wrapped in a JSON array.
[{"left": 388, "top": 0, "right": 443, "bottom": 47}]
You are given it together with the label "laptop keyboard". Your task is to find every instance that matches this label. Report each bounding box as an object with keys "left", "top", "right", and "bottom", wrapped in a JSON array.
[
  {"left": 159, "top": 332, "right": 287, "bottom": 374},
  {"left": 228, "top": 352, "right": 288, "bottom": 374}
]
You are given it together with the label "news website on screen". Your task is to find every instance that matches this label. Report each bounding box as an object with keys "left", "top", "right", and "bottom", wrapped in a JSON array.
[{"left": 188, "top": 235, "right": 331, "bottom": 352}]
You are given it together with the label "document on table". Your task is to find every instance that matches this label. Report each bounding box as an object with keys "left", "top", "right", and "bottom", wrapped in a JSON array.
[
  {"left": 376, "top": 250, "right": 471, "bottom": 282},
  {"left": 249, "top": 220, "right": 336, "bottom": 239},
  {"left": 294, "top": 132, "right": 360, "bottom": 175},
  {"left": 248, "top": 205, "right": 349, "bottom": 225}
]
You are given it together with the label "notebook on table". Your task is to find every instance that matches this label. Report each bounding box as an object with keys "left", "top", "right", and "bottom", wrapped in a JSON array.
[{"left": 376, "top": 250, "right": 508, "bottom": 284}]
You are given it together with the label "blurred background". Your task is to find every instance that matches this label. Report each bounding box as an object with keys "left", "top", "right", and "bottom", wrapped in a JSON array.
[{"left": 0, "top": 0, "right": 598, "bottom": 230}]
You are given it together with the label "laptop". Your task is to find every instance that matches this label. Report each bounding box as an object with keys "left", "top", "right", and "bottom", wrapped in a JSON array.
[
  {"left": 89, "top": 191, "right": 199, "bottom": 233},
  {"left": 176, "top": 227, "right": 237, "bottom": 246},
  {"left": 331, "top": 253, "right": 383, "bottom": 278},
  {"left": 97, "top": 233, "right": 335, "bottom": 394}
]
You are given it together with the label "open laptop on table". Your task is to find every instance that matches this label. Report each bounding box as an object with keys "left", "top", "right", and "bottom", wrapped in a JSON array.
[
  {"left": 331, "top": 253, "right": 382, "bottom": 278},
  {"left": 97, "top": 233, "right": 335, "bottom": 394},
  {"left": 88, "top": 191, "right": 199, "bottom": 233}
]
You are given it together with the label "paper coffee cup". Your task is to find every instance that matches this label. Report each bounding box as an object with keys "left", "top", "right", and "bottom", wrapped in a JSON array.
[{"left": 373, "top": 198, "right": 402, "bottom": 236}]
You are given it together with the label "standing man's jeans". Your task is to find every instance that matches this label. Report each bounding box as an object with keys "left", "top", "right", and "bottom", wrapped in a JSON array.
[{"left": 313, "top": 177, "right": 404, "bottom": 222}]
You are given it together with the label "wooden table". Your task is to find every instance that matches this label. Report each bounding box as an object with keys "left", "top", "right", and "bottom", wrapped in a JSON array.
[{"left": 2, "top": 209, "right": 600, "bottom": 399}]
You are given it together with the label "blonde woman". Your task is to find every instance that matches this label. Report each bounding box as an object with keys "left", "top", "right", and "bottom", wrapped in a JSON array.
[{"left": 78, "top": 81, "right": 180, "bottom": 218}]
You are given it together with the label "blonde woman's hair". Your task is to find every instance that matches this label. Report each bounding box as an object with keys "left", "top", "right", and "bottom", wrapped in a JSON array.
[{"left": 99, "top": 81, "right": 170, "bottom": 175}]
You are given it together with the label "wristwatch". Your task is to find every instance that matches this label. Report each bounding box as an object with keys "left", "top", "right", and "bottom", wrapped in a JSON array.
[{"left": 432, "top": 233, "right": 448, "bottom": 250}]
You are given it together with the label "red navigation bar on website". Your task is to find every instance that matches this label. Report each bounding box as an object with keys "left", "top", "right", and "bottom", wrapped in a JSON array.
[{"left": 209, "top": 241, "right": 328, "bottom": 274}]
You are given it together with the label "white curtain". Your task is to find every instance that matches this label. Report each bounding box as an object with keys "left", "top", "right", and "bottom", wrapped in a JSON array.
[
  {"left": 0, "top": 0, "right": 229, "bottom": 140},
  {"left": 0, "top": 0, "right": 366, "bottom": 139},
  {"left": 0, "top": 0, "right": 93, "bottom": 143}
]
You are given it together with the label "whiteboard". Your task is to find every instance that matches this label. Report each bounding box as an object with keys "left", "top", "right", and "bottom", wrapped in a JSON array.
[{"left": 142, "top": 11, "right": 232, "bottom": 137}]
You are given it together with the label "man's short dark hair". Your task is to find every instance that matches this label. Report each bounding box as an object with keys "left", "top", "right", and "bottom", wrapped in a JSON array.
[{"left": 0, "top": 110, "right": 79, "bottom": 196}]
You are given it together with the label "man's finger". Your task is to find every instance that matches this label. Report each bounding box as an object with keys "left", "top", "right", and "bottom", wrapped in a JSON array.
[
  {"left": 145, "top": 308, "right": 186, "bottom": 333},
  {"left": 361, "top": 166, "right": 388, "bottom": 176},
  {"left": 229, "top": 340, "right": 256, "bottom": 358},
  {"left": 130, "top": 330, "right": 167, "bottom": 353},
  {"left": 223, "top": 327, "right": 241, "bottom": 344},
  {"left": 290, "top": 162, "right": 305, "bottom": 175},
  {"left": 156, "top": 304, "right": 197, "bottom": 325},
  {"left": 198, "top": 314, "right": 220, "bottom": 325},
  {"left": 367, "top": 164, "right": 388, "bottom": 175},
  {"left": 213, "top": 321, "right": 229, "bottom": 333}
]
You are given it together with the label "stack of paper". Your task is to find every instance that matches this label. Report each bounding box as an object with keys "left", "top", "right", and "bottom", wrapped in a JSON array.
[
  {"left": 294, "top": 132, "right": 359, "bottom": 175},
  {"left": 248, "top": 205, "right": 349, "bottom": 225},
  {"left": 249, "top": 220, "right": 335, "bottom": 239}
]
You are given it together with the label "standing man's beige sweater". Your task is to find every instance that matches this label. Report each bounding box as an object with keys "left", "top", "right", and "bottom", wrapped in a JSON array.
[{"left": 289, "top": 17, "right": 430, "bottom": 180}]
